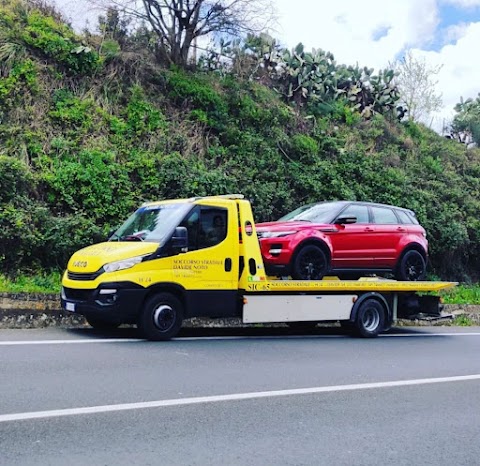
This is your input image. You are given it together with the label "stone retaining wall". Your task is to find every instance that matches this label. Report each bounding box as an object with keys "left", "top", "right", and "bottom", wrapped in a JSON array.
[{"left": 1, "top": 292, "right": 479, "bottom": 329}]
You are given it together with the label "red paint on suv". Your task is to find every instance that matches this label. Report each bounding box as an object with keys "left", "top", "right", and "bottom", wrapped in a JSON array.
[{"left": 256, "top": 201, "right": 428, "bottom": 280}]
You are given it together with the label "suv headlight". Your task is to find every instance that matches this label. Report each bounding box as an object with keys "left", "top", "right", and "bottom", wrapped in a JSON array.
[
  {"left": 258, "top": 231, "right": 296, "bottom": 239},
  {"left": 104, "top": 256, "right": 145, "bottom": 273}
]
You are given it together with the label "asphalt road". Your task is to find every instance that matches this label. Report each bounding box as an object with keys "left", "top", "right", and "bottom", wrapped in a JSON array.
[{"left": 1, "top": 326, "right": 480, "bottom": 465}]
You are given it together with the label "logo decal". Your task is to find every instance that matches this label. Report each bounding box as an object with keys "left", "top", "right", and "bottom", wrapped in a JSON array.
[{"left": 73, "top": 261, "right": 88, "bottom": 268}]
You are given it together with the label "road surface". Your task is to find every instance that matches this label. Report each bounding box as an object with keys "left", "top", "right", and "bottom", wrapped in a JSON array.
[{"left": 1, "top": 326, "right": 480, "bottom": 465}]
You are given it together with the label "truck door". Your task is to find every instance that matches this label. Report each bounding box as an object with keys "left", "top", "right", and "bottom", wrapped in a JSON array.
[{"left": 174, "top": 202, "right": 240, "bottom": 318}]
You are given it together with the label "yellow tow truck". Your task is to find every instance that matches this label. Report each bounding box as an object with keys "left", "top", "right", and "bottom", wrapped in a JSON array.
[{"left": 61, "top": 195, "right": 456, "bottom": 340}]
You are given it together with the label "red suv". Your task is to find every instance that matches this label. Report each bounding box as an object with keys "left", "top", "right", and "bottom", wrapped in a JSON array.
[{"left": 256, "top": 201, "right": 428, "bottom": 281}]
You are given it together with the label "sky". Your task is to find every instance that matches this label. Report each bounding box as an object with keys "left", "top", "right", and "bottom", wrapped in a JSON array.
[
  {"left": 55, "top": 0, "right": 480, "bottom": 132},
  {"left": 273, "top": 0, "right": 480, "bottom": 131}
]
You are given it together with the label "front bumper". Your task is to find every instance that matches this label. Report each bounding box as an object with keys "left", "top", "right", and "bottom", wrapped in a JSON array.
[{"left": 61, "top": 282, "right": 146, "bottom": 324}]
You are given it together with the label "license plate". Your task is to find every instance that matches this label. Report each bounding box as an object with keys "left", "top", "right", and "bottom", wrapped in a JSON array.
[{"left": 65, "top": 302, "right": 75, "bottom": 312}]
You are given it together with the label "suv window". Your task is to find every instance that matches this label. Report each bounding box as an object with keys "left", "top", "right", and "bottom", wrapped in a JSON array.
[
  {"left": 395, "top": 210, "right": 413, "bottom": 224},
  {"left": 338, "top": 205, "right": 370, "bottom": 223},
  {"left": 406, "top": 211, "right": 419, "bottom": 225},
  {"left": 371, "top": 206, "right": 398, "bottom": 224}
]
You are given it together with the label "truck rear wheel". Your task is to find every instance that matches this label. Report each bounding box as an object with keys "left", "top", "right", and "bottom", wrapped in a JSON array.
[
  {"left": 138, "top": 293, "right": 183, "bottom": 341},
  {"left": 354, "top": 298, "right": 385, "bottom": 338}
]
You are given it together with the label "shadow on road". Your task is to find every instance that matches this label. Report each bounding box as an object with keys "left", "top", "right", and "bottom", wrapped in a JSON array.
[{"left": 64, "top": 325, "right": 447, "bottom": 340}]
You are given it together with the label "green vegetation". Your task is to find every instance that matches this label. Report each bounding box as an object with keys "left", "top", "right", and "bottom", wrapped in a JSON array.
[
  {"left": 1, "top": 0, "right": 480, "bottom": 290},
  {"left": 452, "top": 315, "right": 474, "bottom": 326},
  {"left": 442, "top": 285, "right": 480, "bottom": 305},
  {"left": 0, "top": 272, "right": 61, "bottom": 294}
]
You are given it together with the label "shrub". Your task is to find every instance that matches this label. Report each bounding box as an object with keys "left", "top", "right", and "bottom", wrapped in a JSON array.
[
  {"left": 41, "top": 149, "right": 134, "bottom": 222},
  {"left": 165, "top": 70, "right": 228, "bottom": 128},
  {"left": 0, "top": 155, "right": 32, "bottom": 203},
  {"left": 49, "top": 89, "right": 94, "bottom": 129},
  {"left": 20, "top": 11, "right": 99, "bottom": 74},
  {"left": 0, "top": 59, "right": 37, "bottom": 107}
]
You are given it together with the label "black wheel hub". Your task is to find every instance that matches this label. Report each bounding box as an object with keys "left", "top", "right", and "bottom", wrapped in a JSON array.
[
  {"left": 298, "top": 250, "right": 326, "bottom": 280},
  {"left": 405, "top": 256, "right": 424, "bottom": 280},
  {"left": 153, "top": 305, "right": 175, "bottom": 332}
]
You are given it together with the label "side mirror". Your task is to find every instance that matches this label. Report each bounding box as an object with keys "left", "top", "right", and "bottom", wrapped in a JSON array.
[
  {"left": 335, "top": 216, "right": 357, "bottom": 225},
  {"left": 171, "top": 226, "right": 188, "bottom": 250}
]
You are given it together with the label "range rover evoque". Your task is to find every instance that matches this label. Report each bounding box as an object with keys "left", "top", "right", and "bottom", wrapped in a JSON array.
[{"left": 256, "top": 201, "right": 428, "bottom": 281}]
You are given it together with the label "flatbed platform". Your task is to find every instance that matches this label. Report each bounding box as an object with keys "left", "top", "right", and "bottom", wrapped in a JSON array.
[{"left": 245, "top": 278, "right": 457, "bottom": 293}]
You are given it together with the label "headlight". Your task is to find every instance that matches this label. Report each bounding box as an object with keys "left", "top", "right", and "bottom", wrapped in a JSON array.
[
  {"left": 258, "top": 231, "right": 296, "bottom": 239},
  {"left": 104, "top": 255, "right": 145, "bottom": 273}
]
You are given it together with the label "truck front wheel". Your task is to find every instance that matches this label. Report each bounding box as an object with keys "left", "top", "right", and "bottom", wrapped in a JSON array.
[
  {"left": 354, "top": 299, "right": 385, "bottom": 338},
  {"left": 138, "top": 293, "right": 183, "bottom": 341}
]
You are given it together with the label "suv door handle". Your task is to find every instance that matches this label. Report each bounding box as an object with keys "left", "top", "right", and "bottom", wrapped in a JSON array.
[
  {"left": 396, "top": 227, "right": 406, "bottom": 232},
  {"left": 364, "top": 227, "right": 374, "bottom": 232}
]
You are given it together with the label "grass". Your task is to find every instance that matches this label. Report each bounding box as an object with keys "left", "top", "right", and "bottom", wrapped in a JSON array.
[
  {"left": 442, "top": 284, "right": 480, "bottom": 305},
  {"left": 0, "top": 272, "right": 62, "bottom": 294},
  {"left": 452, "top": 315, "right": 474, "bottom": 326}
]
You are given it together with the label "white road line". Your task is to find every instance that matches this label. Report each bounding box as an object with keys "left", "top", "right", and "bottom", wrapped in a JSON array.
[
  {"left": 382, "top": 332, "right": 480, "bottom": 337},
  {"left": 1, "top": 374, "right": 480, "bottom": 423},
  {"left": 1, "top": 332, "right": 480, "bottom": 345},
  {"left": 0, "top": 338, "right": 142, "bottom": 346}
]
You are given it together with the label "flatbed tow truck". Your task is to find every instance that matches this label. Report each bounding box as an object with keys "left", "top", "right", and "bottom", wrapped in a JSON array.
[{"left": 61, "top": 195, "right": 456, "bottom": 340}]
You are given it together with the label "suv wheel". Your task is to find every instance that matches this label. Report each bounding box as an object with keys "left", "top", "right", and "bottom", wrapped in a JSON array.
[
  {"left": 396, "top": 250, "right": 426, "bottom": 281},
  {"left": 291, "top": 244, "right": 329, "bottom": 280}
]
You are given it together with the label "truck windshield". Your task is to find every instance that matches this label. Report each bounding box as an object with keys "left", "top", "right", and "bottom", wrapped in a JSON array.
[{"left": 110, "top": 203, "right": 192, "bottom": 243}]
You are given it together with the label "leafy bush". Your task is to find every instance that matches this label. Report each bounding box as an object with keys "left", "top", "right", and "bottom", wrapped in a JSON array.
[
  {"left": 0, "top": 155, "right": 32, "bottom": 202},
  {"left": 41, "top": 149, "right": 134, "bottom": 222},
  {"left": 124, "top": 85, "right": 165, "bottom": 136},
  {"left": 165, "top": 69, "right": 228, "bottom": 128},
  {"left": 49, "top": 89, "right": 94, "bottom": 129},
  {"left": 20, "top": 11, "right": 99, "bottom": 74},
  {"left": 0, "top": 59, "right": 37, "bottom": 107}
]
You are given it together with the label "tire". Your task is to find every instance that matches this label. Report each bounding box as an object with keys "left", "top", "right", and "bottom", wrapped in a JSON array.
[
  {"left": 137, "top": 293, "right": 183, "bottom": 341},
  {"left": 85, "top": 317, "right": 120, "bottom": 330},
  {"left": 395, "top": 250, "right": 426, "bottom": 281},
  {"left": 354, "top": 298, "right": 385, "bottom": 338},
  {"left": 291, "top": 244, "right": 329, "bottom": 280}
]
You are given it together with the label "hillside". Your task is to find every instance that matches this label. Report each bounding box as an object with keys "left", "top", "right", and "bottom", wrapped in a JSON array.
[{"left": 1, "top": 0, "right": 480, "bottom": 280}]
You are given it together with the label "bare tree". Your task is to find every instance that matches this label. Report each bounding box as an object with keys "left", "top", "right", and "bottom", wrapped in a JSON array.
[
  {"left": 391, "top": 50, "right": 443, "bottom": 124},
  {"left": 95, "top": 0, "right": 275, "bottom": 67}
]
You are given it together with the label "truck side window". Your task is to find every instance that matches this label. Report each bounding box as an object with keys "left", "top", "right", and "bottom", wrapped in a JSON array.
[
  {"left": 178, "top": 206, "right": 228, "bottom": 251},
  {"left": 180, "top": 207, "right": 201, "bottom": 250},
  {"left": 198, "top": 207, "right": 228, "bottom": 249}
]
